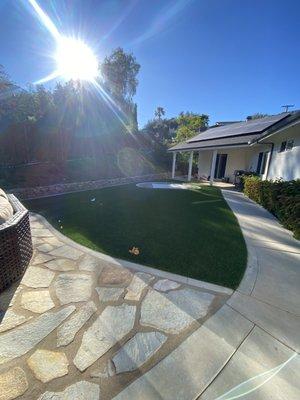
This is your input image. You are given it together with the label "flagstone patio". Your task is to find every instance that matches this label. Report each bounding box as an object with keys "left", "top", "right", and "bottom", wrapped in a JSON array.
[{"left": 0, "top": 213, "right": 230, "bottom": 400}]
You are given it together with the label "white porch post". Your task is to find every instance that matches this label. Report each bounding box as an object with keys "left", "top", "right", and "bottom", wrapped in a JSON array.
[
  {"left": 188, "top": 151, "right": 194, "bottom": 182},
  {"left": 210, "top": 149, "right": 218, "bottom": 185},
  {"left": 197, "top": 151, "right": 201, "bottom": 180},
  {"left": 172, "top": 152, "right": 177, "bottom": 179}
]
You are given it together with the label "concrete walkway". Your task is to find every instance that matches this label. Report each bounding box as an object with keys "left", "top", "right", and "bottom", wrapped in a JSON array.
[{"left": 114, "top": 190, "right": 300, "bottom": 400}]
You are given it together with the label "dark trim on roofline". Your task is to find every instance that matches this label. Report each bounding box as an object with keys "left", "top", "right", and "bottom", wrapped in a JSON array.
[
  {"left": 168, "top": 142, "right": 251, "bottom": 152},
  {"left": 188, "top": 131, "right": 260, "bottom": 143}
]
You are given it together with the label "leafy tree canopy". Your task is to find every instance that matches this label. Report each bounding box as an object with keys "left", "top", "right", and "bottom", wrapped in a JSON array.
[
  {"left": 154, "top": 106, "right": 165, "bottom": 120},
  {"left": 175, "top": 112, "right": 209, "bottom": 143},
  {"left": 247, "top": 113, "right": 269, "bottom": 120},
  {"left": 101, "top": 47, "right": 140, "bottom": 103}
]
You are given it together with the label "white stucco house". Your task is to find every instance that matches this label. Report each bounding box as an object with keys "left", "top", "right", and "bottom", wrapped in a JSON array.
[{"left": 169, "top": 111, "right": 300, "bottom": 184}]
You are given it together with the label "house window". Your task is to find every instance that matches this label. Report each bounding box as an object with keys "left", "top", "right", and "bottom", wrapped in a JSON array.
[
  {"left": 279, "top": 141, "right": 287, "bottom": 152},
  {"left": 256, "top": 152, "right": 263, "bottom": 174},
  {"left": 261, "top": 152, "right": 269, "bottom": 175},
  {"left": 286, "top": 139, "right": 294, "bottom": 150},
  {"left": 256, "top": 151, "right": 269, "bottom": 175},
  {"left": 279, "top": 139, "right": 294, "bottom": 152}
]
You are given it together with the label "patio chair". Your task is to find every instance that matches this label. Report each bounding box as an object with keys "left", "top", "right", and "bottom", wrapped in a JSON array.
[{"left": 0, "top": 194, "right": 33, "bottom": 292}]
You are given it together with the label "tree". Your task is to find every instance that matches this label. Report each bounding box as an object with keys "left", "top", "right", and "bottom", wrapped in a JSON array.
[
  {"left": 175, "top": 112, "right": 209, "bottom": 143},
  {"left": 0, "top": 65, "right": 15, "bottom": 92},
  {"left": 100, "top": 48, "right": 140, "bottom": 102},
  {"left": 154, "top": 107, "right": 165, "bottom": 120},
  {"left": 247, "top": 113, "right": 269, "bottom": 120},
  {"left": 144, "top": 117, "right": 178, "bottom": 144}
]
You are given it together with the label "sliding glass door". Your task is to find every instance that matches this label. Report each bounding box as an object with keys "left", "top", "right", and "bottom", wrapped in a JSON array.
[{"left": 214, "top": 154, "right": 227, "bottom": 179}]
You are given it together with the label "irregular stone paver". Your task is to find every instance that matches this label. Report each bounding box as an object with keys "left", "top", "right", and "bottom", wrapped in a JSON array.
[
  {"left": 140, "top": 288, "right": 214, "bottom": 334},
  {"left": 44, "top": 237, "right": 64, "bottom": 247},
  {"left": 49, "top": 245, "right": 83, "bottom": 260},
  {"left": 21, "top": 290, "right": 54, "bottom": 313},
  {"left": 22, "top": 266, "right": 55, "bottom": 288},
  {"left": 99, "top": 265, "right": 132, "bottom": 286},
  {"left": 36, "top": 243, "right": 54, "bottom": 253},
  {"left": 0, "top": 310, "right": 30, "bottom": 333},
  {"left": 27, "top": 349, "right": 69, "bottom": 383},
  {"left": 79, "top": 254, "right": 105, "bottom": 274},
  {"left": 74, "top": 304, "right": 136, "bottom": 371},
  {"left": 31, "top": 228, "right": 53, "bottom": 237},
  {"left": 38, "top": 381, "right": 100, "bottom": 400},
  {"left": 30, "top": 221, "right": 44, "bottom": 229},
  {"left": 96, "top": 287, "right": 124, "bottom": 302},
  {"left": 90, "top": 360, "right": 115, "bottom": 378},
  {"left": 0, "top": 284, "right": 21, "bottom": 310},
  {"left": 45, "top": 258, "right": 76, "bottom": 271},
  {"left": 0, "top": 367, "right": 28, "bottom": 400},
  {"left": 31, "top": 252, "right": 54, "bottom": 265},
  {"left": 0, "top": 306, "right": 75, "bottom": 364},
  {"left": 153, "top": 279, "right": 181, "bottom": 292},
  {"left": 32, "top": 237, "right": 44, "bottom": 246},
  {"left": 57, "top": 301, "right": 97, "bottom": 347},
  {"left": 113, "top": 332, "right": 167, "bottom": 374},
  {"left": 54, "top": 273, "right": 93, "bottom": 305},
  {"left": 125, "top": 272, "right": 154, "bottom": 301}
]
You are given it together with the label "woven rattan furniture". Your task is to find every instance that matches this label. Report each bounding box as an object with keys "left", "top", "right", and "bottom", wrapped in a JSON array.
[{"left": 0, "top": 194, "right": 33, "bottom": 292}]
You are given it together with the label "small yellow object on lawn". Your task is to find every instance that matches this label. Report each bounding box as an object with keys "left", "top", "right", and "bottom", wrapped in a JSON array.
[{"left": 129, "top": 247, "right": 140, "bottom": 256}]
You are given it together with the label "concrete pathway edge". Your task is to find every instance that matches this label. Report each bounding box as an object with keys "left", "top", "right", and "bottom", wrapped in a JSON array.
[{"left": 31, "top": 212, "right": 233, "bottom": 296}]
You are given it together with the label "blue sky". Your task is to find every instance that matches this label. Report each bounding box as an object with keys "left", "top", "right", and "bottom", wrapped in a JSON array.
[{"left": 0, "top": 0, "right": 299, "bottom": 127}]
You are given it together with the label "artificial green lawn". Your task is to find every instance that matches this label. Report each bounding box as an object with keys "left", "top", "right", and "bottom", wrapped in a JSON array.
[{"left": 25, "top": 183, "right": 247, "bottom": 289}]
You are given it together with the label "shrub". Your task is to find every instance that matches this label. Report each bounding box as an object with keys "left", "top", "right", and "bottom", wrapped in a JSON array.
[{"left": 243, "top": 177, "right": 300, "bottom": 240}]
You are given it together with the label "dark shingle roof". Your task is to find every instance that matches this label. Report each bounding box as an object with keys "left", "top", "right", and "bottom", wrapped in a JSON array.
[{"left": 187, "top": 113, "right": 290, "bottom": 143}]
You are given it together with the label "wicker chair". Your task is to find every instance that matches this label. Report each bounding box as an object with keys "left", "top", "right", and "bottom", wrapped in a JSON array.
[{"left": 0, "top": 195, "right": 33, "bottom": 292}]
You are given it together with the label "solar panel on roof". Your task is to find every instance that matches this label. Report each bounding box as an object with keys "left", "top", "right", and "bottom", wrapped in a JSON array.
[{"left": 187, "top": 113, "right": 290, "bottom": 143}]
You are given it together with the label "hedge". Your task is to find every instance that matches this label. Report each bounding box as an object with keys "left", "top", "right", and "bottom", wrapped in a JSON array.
[{"left": 243, "top": 176, "right": 300, "bottom": 240}]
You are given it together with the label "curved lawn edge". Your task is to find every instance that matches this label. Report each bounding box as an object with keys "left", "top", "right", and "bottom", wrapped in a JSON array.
[
  {"left": 25, "top": 184, "right": 247, "bottom": 289},
  {"left": 30, "top": 211, "right": 233, "bottom": 296}
]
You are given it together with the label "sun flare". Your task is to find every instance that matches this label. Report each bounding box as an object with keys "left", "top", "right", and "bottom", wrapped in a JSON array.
[{"left": 55, "top": 37, "right": 98, "bottom": 81}]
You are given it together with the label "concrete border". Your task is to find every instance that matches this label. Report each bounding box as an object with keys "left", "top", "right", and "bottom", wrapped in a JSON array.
[{"left": 31, "top": 212, "right": 233, "bottom": 296}]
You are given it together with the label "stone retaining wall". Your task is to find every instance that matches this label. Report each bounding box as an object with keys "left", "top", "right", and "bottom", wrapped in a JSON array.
[{"left": 9, "top": 173, "right": 170, "bottom": 200}]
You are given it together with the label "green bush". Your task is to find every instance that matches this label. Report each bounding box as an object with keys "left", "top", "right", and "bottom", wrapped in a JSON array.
[{"left": 243, "top": 177, "right": 300, "bottom": 240}]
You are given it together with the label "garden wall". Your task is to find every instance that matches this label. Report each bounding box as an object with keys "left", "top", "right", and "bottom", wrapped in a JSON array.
[{"left": 9, "top": 173, "right": 170, "bottom": 200}]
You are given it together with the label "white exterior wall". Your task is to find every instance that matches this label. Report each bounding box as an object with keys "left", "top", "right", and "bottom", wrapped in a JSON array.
[
  {"left": 224, "top": 148, "right": 251, "bottom": 182},
  {"left": 267, "top": 123, "right": 300, "bottom": 181},
  {"left": 197, "top": 150, "right": 213, "bottom": 179}
]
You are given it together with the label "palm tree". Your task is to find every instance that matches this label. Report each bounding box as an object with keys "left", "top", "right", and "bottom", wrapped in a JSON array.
[{"left": 154, "top": 106, "right": 165, "bottom": 120}]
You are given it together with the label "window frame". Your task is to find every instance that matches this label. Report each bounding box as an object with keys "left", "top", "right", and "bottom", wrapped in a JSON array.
[{"left": 279, "top": 139, "right": 294, "bottom": 152}]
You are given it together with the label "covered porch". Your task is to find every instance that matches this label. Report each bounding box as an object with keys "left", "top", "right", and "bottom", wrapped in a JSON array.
[{"left": 170, "top": 145, "right": 262, "bottom": 185}]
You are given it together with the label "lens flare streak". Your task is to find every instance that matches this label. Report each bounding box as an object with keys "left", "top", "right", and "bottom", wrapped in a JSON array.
[{"left": 28, "top": 0, "right": 60, "bottom": 39}]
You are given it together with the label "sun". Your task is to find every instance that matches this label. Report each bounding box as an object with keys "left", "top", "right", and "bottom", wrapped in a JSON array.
[{"left": 55, "top": 37, "right": 98, "bottom": 81}]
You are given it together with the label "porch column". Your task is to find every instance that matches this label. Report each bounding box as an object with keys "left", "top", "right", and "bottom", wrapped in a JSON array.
[
  {"left": 188, "top": 151, "right": 194, "bottom": 181},
  {"left": 210, "top": 149, "right": 218, "bottom": 185},
  {"left": 172, "top": 152, "right": 177, "bottom": 179},
  {"left": 197, "top": 151, "right": 201, "bottom": 180}
]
